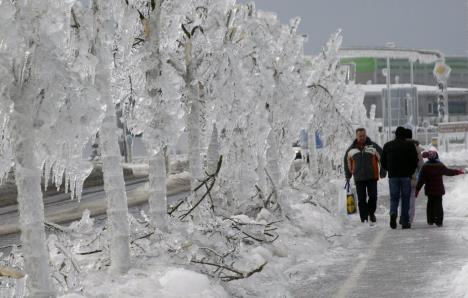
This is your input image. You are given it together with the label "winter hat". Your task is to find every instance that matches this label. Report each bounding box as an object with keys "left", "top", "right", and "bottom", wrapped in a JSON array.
[
  {"left": 395, "top": 126, "right": 406, "bottom": 138},
  {"left": 404, "top": 128, "right": 413, "bottom": 139},
  {"left": 422, "top": 150, "right": 438, "bottom": 161}
]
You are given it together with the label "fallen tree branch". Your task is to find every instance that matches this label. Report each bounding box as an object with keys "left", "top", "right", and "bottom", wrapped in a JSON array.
[
  {"left": 264, "top": 168, "right": 277, "bottom": 208},
  {"left": 130, "top": 232, "right": 155, "bottom": 244},
  {"left": 304, "top": 198, "right": 331, "bottom": 213},
  {"left": 191, "top": 259, "right": 267, "bottom": 282},
  {"left": 0, "top": 266, "right": 25, "bottom": 279},
  {"left": 168, "top": 198, "right": 186, "bottom": 216},
  {"left": 76, "top": 249, "right": 103, "bottom": 256},
  {"left": 179, "top": 156, "right": 222, "bottom": 220}
]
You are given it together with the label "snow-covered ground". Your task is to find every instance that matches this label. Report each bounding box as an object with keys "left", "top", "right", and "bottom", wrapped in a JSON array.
[
  {"left": 413, "top": 148, "right": 468, "bottom": 297},
  {"left": 60, "top": 267, "right": 229, "bottom": 298},
  {"left": 452, "top": 263, "right": 468, "bottom": 298},
  {"left": 0, "top": 174, "right": 352, "bottom": 297},
  {"left": 2, "top": 160, "right": 468, "bottom": 297}
]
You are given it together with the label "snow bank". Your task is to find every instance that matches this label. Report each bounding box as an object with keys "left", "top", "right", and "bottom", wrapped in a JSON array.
[
  {"left": 439, "top": 149, "right": 468, "bottom": 166},
  {"left": 62, "top": 267, "right": 228, "bottom": 298},
  {"left": 158, "top": 268, "right": 228, "bottom": 298},
  {"left": 444, "top": 176, "right": 468, "bottom": 217},
  {"left": 222, "top": 187, "right": 345, "bottom": 297}
]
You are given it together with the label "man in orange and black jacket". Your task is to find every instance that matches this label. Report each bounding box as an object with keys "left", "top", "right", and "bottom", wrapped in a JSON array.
[{"left": 344, "top": 128, "right": 386, "bottom": 223}]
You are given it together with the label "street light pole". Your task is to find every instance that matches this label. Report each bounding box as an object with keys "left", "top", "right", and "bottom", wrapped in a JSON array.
[
  {"left": 433, "top": 60, "right": 451, "bottom": 152},
  {"left": 386, "top": 56, "right": 392, "bottom": 141}
]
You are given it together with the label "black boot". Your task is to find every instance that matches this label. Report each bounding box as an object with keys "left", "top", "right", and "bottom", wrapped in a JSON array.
[
  {"left": 402, "top": 223, "right": 411, "bottom": 229},
  {"left": 390, "top": 214, "right": 397, "bottom": 229},
  {"left": 369, "top": 213, "right": 376, "bottom": 223}
]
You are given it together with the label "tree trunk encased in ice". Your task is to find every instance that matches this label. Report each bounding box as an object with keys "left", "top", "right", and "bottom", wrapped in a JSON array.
[
  {"left": 11, "top": 86, "right": 55, "bottom": 297},
  {"left": 143, "top": 0, "right": 170, "bottom": 231},
  {"left": 187, "top": 90, "right": 203, "bottom": 191},
  {"left": 92, "top": 0, "right": 131, "bottom": 274},
  {"left": 307, "top": 122, "right": 318, "bottom": 177},
  {"left": 147, "top": 150, "right": 168, "bottom": 232},
  {"left": 206, "top": 123, "right": 220, "bottom": 176},
  {"left": 266, "top": 129, "right": 280, "bottom": 200},
  {"left": 100, "top": 104, "right": 131, "bottom": 274}
]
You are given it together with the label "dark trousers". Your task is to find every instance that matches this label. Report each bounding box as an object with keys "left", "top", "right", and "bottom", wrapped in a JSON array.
[
  {"left": 355, "top": 180, "right": 378, "bottom": 222},
  {"left": 427, "top": 196, "right": 444, "bottom": 225},
  {"left": 389, "top": 177, "right": 412, "bottom": 225}
]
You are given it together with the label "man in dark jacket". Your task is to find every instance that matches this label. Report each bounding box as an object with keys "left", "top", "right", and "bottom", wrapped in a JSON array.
[
  {"left": 381, "top": 126, "right": 418, "bottom": 229},
  {"left": 344, "top": 128, "right": 385, "bottom": 223},
  {"left": 416, "top": 150, "right": 464, "bottom": 226}
]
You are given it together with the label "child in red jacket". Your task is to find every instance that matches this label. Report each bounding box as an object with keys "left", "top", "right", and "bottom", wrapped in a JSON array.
[{"left": 415, "top": 150, "right": 464, "bottom": 227}]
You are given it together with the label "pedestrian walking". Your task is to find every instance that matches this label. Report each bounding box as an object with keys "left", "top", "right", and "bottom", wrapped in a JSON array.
[
  {"left": 415, "top": 150, "right": 464, "bottom": 227},
  {"left": 344, "top": 128, "right": 386, "bottom": 224},
  {"left": 381, "top": 126, "right": 418, "bottom": 229}
]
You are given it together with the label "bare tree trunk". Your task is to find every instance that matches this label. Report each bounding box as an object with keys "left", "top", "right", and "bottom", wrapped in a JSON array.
[
  {"left": 11, "top": 90, "right": 55, "bottom": 297},
  {"left": 100, "top": 104, "right": 131, "bottom": 274}
]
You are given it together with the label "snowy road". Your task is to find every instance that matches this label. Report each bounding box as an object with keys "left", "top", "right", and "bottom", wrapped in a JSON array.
[
  {"left": 0, "top": 179, "right": 189, "bottom": 251},
  {"left": 290, "top": 178, "right": 468, "bottom": 298}
]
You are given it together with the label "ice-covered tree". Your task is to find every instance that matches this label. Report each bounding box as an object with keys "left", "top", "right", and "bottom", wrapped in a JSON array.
[
  {"left": 164, "top": 0, "right": 235, "bottom": 194},
  {"left": 199, "top": 3, "right": 270, "bottom": 213},
  {"left": 89, "top": 0, "right": 134, "bottom": 273},
  {"left": 0, "top": 0, "right": 103, "bottom": 295},
  {"left": 306, "top": 31, "right": 366, "bottom": 175},
  {"left": 221, "top": 8, "right": 311, "bottom": 211},
  {"left": 123, "top": 0, "right": 186, "bottom": 232}
]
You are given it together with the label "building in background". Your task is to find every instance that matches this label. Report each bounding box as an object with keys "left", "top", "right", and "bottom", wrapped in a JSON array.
[
  {"left": 360, "top": 84, "right": 468, "bottom": 124},
  {"left": 341, "top": 55, "right": 468, "bottom": 88},
  {"left": 339, "top": 47, "right": 468, "bottom": 123}
]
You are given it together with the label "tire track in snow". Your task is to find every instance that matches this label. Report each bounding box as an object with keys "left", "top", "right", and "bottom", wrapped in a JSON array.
[{"left": 333, "top": 227, "right": 387, "bottom": 298}]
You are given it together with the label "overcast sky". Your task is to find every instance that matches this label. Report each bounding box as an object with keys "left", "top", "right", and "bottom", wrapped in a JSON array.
[{"left": 237, "top": 0, "right": 467, "bottom": 56}]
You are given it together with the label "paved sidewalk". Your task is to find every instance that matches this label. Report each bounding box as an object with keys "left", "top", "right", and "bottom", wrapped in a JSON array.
[{"left": 289, "top": 191, "right": 468, "bottom": 298}]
